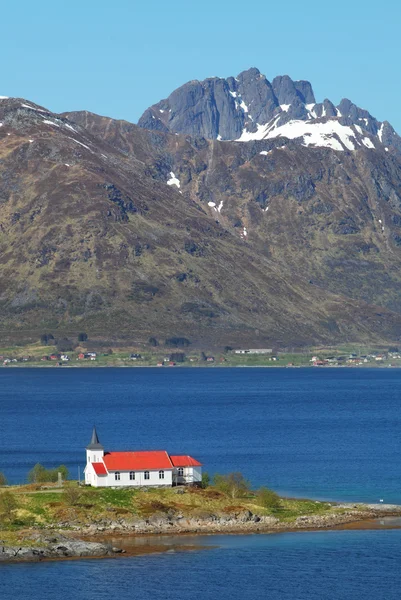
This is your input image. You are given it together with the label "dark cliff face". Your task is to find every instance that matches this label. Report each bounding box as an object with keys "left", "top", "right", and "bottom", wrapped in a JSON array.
[{"left": 138, "top": 68, "right": 401, "bottom": 154}]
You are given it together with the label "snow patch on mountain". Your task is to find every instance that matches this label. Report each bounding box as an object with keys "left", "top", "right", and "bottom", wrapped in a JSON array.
[
  {"left": 266, "top": 120, "right": 357, "bottom": 151},
  {"left": 167, "top": 172, "right": 180, "bottom": 188}
]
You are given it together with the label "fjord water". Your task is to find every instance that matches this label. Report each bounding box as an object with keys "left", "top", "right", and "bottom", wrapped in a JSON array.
[
  {"left": 1, "top": 367, "right": 401, "bottom": 502},
  {"left": 2, "top": 530, "right": 401, "bottom": 600},
  {"left": 2, "top": 367, "right": 401, "bottom": 598}
]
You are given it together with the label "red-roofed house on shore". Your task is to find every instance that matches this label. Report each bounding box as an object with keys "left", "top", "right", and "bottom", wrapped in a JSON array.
[{"left": 84, "top": 427, "right": 202, "bottom": 488}]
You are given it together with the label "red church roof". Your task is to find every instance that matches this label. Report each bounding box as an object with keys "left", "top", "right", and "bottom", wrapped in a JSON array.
[
  {"left": 92, "top": 462, "right": 107, "bottom": 475},
  {"left": 170, "top": 455, "right": 202, "bottom": 467},
  {"left": 103, "top": 451, "right": 173, "bottom": 471}
]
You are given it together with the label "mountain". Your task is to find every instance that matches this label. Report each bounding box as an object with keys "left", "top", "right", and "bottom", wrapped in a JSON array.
[
  {"left": 1, "top": 70, "right": 401, "bottom": 349},
  {"left": 138, "top": 68, "right": 401, "bottom": 153}
]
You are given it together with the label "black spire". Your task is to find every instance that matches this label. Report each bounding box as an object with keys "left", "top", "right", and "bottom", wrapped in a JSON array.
[{"left": 86, "top": 426, "right": 104, "bottom": 450}]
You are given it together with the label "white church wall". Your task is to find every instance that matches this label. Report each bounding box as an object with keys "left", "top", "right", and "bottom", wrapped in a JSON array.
[{"left": 93, "top": 468, "right": 173, "bottom": 488}]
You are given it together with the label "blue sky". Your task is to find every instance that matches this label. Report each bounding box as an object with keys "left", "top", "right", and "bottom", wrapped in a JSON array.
[{"left": 3, "top": 0, "right": 401, "bottom": 131}]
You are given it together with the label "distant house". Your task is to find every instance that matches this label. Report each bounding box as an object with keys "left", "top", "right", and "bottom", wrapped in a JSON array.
[
  {"left": 84, "top": 428, "right": 202, "bottom": 488},
  {"left": 130, "top": 353, "right": 142, "bottom": 360},
  {"left": 235, "top": 349, "right": 273, "bottom": 355},
  {"left": 50, "top": 354, "right": 59, "bottom": 360},
  {"left": 78, "top": 353, "right": 85, "bottom": 360},
  {"left": 206, "top": 356, "right": 215, "bottom": 362}
]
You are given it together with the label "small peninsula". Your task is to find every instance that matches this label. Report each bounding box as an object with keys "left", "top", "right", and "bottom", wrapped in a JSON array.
[{"left": 1, "top": 482, "right": 401, "bottom": 563}]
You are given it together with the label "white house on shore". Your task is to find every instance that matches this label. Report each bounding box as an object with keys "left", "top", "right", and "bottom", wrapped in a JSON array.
[{"left": 84, "top": 427, "right": 202, "bottom": 488}]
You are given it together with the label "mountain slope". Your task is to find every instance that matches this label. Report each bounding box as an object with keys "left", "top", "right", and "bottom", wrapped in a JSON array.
[{"left": 1, "top": 82, "right": 401, "bottom": 348}]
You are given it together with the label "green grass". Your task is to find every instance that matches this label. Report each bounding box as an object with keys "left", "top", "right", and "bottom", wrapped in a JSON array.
[{"left": 0, "top": 484, "right": 345, "bottom": 533}]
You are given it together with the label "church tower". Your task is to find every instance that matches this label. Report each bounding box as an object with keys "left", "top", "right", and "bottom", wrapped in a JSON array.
[{"left": 86, "top": 426, "right": 104, "bottom": 464}]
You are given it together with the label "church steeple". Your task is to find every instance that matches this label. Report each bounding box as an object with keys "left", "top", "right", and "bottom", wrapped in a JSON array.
[{"left": 86, "top": 426, "right": 104, "bottom": 450}]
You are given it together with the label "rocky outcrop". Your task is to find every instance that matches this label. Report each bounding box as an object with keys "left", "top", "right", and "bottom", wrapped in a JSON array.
[
  {"left": 0, "top": 533, "right": 118, "bottom": 562},
  {"left": 44, "top": 504, "right": 401, "bottom": 537},
  {"left": 138, "top": 68, "right": 401, "bottom": 153}
]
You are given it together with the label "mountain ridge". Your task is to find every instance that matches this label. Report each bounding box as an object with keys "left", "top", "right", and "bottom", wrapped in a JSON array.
[{"left": 138, "top": 68, "right": 401, "bottom": 154}]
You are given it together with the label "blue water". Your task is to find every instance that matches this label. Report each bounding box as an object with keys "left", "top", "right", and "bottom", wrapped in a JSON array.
[
  {"left": 1, "top": 367, "right": 401, "bottom": 503},
  {"left": 2, "top": 367, "right": 401, "bottom": 597},
  {"left": 1, "top": 531, "right": 401, "bottom": 600}
]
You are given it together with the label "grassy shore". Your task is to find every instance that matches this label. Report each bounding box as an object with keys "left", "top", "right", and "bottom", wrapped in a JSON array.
[
  {"left": 0, "top": 342, "right": 400, "bottom": 368},
  {"left": 0, "top": 482, "right": 377, "bottom": 546}
]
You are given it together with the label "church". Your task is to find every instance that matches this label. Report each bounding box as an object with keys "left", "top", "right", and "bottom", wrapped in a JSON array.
[{"left": 84, "top": 427, "right": 202, "bottom": 488}]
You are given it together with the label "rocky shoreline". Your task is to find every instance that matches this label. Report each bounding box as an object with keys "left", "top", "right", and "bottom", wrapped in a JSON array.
[
  {"left": 0, "top": 533, "right": 124, "bottom": 563},
  {"left": 2, "top": 503, "right": 401, "bottom": 563}
]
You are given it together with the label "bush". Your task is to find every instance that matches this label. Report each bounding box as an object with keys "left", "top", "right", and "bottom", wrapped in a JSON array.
[
  {"left": 0, "top": 491, "right": 18, "bottom": 522},
  {"left": 28, "top": 463, "right": 69, "bottom": 483},
  {"left": 78, "top": 332, "right": 88, "bottom": 342},
  {"left": 63, "top": 485, "right": 82, "bottom": 506},
  {"left": 257, "top": 486, "right": 281, "bottom": 510},
  {"left": 149, "top": 337, "right": 159, "bottom": 347},
  {"left": 201, "top": 472, "right": 210, "bottom": 489},
  {"left": 0, "top": 472, "right": 7, "bottom": 486},
  {"left": 213, "top": 472, "right": 251, "bottom": 499}
]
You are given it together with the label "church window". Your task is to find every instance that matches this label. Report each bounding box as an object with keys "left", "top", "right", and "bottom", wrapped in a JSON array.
[
  {"left": 144, "top": 471, "right": 150, "bottom": 480},
  {"left": 159, "top": 470, "right": 164, "bottom": 479},
  {"left": 130, "top": 472, "right": 135, "bottom": 480},
  {"left": 115, "top": 472, "right": 120, "bottom": 481},
  {"left": 178, "top": 467, "right": 184, "bottom": 477}
]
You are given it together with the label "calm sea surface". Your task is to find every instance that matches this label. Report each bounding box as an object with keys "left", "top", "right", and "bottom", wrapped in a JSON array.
[{"left": 1, "top": 367, "right": 401, "bottom": 598}]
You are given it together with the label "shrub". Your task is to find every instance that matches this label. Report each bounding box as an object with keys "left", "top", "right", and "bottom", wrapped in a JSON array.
[
  {"left": 0, "top": 472, "right": 7, "bottom": 486},
  {"left": 213, "top": 472, "right": 251, "bottom": 499},
  {"left": 149, "top": 337, "right": 159, "bottom": 347},
  {"left": 78, "top": 332, "right": 88, "bottom": 342},
  {"left": 200, "top": 472, "right": 210, "bottom": 489},
  {"left": 257, "top": 486, "right": 281, "bottom": 510},
  {"left": 40, "top": 333, "right": 54, "bottom": 346},
  {"left": 0, "top": 491, "right": 18, "bottom": 522},
  {"left": 63, "top": 485, "right": 82, "bottom": 506}
]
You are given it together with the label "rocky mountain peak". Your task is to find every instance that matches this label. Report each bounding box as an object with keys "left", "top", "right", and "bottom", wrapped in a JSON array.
[{"left": 138, "top": 68, "right": 401, "bottom": 154}]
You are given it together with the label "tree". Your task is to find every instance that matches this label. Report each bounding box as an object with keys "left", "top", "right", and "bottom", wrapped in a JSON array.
[
  {"left": 201, "top": 352, "right": 207, "bottom": 361},
  {"left": 56, "top": 338, "right": 74, "bottom": 352},
  {"left": 224, "top": 346, "right": 233, "bottom": 353},
  {"left": 78, "top": 332, "right": 88, "bottom": 342},
  {"left": 256, "top": 486, "right": 281, "bottom": 510},
  {"left": 0, "top": 472, "right": 7, "bottom": 486},
  {"left": 57, "top": 465, "right": 69, "bottom": 481},
  {"left": 165, "top": 337, "right": 190, "bottom": 348},
  {"left": 213, "top": 472, "right": 251, "bottom": 499},
  {"left": 149, "top": 337, "right": 159, "bottom": 347},
  {"left": 40, "top": 333, "right": 54, "bottom": 346},
  {"left": 28, "top": 463, "right": 47, "bottom": 483},
  {"left": 201, "top": 472, "right": 210, "bottom": 489},
  {"left": 170, "top": 352, "right": 185, "bottom": 363},
  {"left": 0, "top": 491, "right": 18, "bottom": 522},
  {"left": 28, "top": 463, "right": 69, "bottom": 483}
]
